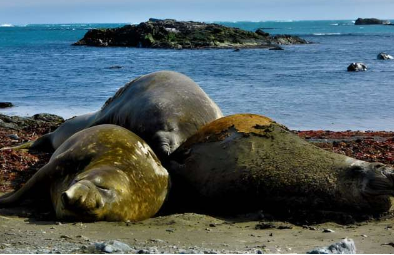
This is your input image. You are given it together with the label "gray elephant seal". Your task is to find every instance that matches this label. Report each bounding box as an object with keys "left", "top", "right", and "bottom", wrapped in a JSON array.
[
  {"left": 377, "top": 52, "right": 394, "bottom": 60},
  {"left": 28, "top": 71, "right": 223, "bottom": 159},
  {"left": 0, "top": 125, "right": 169, "bottom": 222},
  {"left": 169, "top": 114, "right": 394, "bottom": 216},
  {"left": 347, "top": 62, "right": 367, "bottom": 72}
]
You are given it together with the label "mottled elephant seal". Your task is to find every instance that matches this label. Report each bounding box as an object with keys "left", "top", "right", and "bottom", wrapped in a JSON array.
[
  {"left": 27, "top": 71, "right": 223, "bottom": 159},
  {"left": 0, "top": 125, "right": 169, "bottom": 222},
  {"left": 169, "top": 114, "right": 394, "bottom": 215}
]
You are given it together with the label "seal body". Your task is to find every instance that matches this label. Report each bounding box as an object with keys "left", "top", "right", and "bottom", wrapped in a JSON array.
[
  {"left": 30, "top": 71, "right": 223, "bottom": 159},
  {"left": 169, "top": 114, "right": 394, "bottom": 215},
  {"left": 347, "top": 63, "right": 367, "bottom": 72},
  {"left": 377, "top": 52, "right": 394, "bottom": 60},
  {"left": 0, "top": 125, "right": 169, "bottom": 222}
]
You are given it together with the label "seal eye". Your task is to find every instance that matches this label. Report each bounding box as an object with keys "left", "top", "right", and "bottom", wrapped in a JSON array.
[{"left": 95, "top": 185, "right": 110, "bottom": 191}]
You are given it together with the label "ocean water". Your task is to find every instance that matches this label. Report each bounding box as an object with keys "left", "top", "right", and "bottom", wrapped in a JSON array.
[{"left": 1, "top": 20, "right": 394, "bottom": 130}]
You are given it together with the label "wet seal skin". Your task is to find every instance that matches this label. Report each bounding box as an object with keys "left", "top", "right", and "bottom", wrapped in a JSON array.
[
  {"left": 169, "top": 114, "right": 394, "bottom": 219},
  {"left": 0, "top": 125, "right": 169, "bottom": 222},
  {"left": 19, "top": 71, "right": 223, "bottom": 160}
]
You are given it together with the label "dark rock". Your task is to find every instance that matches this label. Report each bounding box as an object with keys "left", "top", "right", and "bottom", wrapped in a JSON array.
[
  {"left": 355, "top": 18, "right": 391, "bottom": 25},
  {"left": 73, "top": 19, "right": 309, "bottom": 49},
  {"left": 107, "top": 65, "right": 123, "bottom": 69},
  {"left": 347, "top": 63, "right": 367, "bottom": 72},
  {"left": 269, "top": 46, "right": 284, "bottom": 50},
  {"left": 233, "top": 48, "right": 240, "bottom": 52},
  {"left": 32, "top": 113, "right": 64, "bottom": 123},
  {"left": 277, "top": 225, "right": 293, "bottom": 229},
  {"left": 255, "top": 222, "right": 293, "bottom": 230},
  {"left": 307, "top": 238, "right": 356, "bottom": 254},
  {"left": 0, "top": 102, "right": 13, "bottom": 108},
  {"left": 255, "top": 223, "right": 276, "bottom": 229},
  {"left": 377, "top": 52, "right": 394, "bottom": 60},
  {"left": 255, "top": 28, "right": 269, "bottom": 37},
  {"left": 0, "top": 113, "right": 64, "bottom": 130},
  {"left": 7, "top": 134, "right": 19, "bottom": 140},
  {"left": 149, "top": 18, "right": 164, "bottom": 22}
]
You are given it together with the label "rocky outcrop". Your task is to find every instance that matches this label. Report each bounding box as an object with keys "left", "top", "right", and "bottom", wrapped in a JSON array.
[
  {"left": 73, "top": 19, "right": 309, "bottom": 49},
  {"left": 0, "top": 102, "right": 13, "bottom": 108},
  {"left": 377, "top": 52, "right": 394, "bottom": 60},
  {"left": 0, "top": 113, "right": 64, "bottom": 130},
  {"left": 255, "top": 28, "right": 269, "bottom": 37},
  {"left": 347, "top": 63, "right": 367, "bottom": 72},
  {"left": 355, "top": 18, "right": 391, "bottom": 25},
  {"left": 269, "top": 46, "right": 284, "bottom": 51}
]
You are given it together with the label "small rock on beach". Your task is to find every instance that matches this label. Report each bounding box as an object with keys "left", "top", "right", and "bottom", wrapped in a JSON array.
[{"left": 307, "top": 238, "right": 356, "bottom": 254}]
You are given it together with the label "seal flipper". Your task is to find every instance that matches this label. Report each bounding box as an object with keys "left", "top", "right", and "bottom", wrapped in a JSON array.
[
  {"left": 0, "top": 133, "right": 53, "bottom": 152},
  {"left": 0, "top": 162, "right": 55, "bottom": 206},
  {"left": 0, "top": 141, "right": 34, "bottom": 151}
]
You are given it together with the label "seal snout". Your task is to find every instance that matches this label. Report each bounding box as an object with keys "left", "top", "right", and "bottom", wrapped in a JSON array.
[
  {"left": 62, "top": 180, "right": 104, "bottom": 211},
  {"left": 361, "top": 162, "right": 394, "bottom": 197}
]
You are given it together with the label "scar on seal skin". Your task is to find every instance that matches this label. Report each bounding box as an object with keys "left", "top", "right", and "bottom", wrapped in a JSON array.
[
  {"left": 13, "top": 71, "right": 223, "bottom": 160},
  {"left": 0, "top": 125, "right": 169, "bottom": 222},
  {"left": 169, "top": 114, "right": 394, "bottom": 216}
]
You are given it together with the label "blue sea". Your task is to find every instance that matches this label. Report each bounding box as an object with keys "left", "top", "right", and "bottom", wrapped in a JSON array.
[{"left": 1, "top": 20, "right": 394, "bottom": 131}]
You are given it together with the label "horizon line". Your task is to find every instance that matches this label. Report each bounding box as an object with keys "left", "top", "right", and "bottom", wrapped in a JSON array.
[{"left": 3, "top": 18, "right": 394, "bottom": 26}]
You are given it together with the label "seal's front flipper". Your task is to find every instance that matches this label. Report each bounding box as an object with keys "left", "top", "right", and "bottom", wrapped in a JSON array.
[
  {"left": 0, "top": 133, "right": 53, "bottom": 152},
  {"left": 0, "top": 141, "right": 34, "bottom": 152},
  {"left": 0, "top": 162, "right": 55, "bottom": 207}
]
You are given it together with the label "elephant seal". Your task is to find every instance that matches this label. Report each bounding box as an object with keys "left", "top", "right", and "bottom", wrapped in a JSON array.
[
  {"left": 347, "top": 62, "right": 367, "bottom": 72},
  {"left": 26, "top": 71, "right": 223, "bottom": 159},
  {"left": 0, "top": 125, "right": 169, "bottom": 222},
  {"left": 169, "top": 114, "right": 394, "bottom": 216},
  {"left": 377, "top": 52, "right": 394, "bottom": 60}
]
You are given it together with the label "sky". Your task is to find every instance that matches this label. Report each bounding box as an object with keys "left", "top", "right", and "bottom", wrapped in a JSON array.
[{"left": 1, "top": 0, "right": 394, "bottom": 24}]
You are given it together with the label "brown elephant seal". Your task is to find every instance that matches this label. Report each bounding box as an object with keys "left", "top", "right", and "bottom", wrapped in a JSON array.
[
  {"left": 169, "top": 114, "right": 394, "bottom": 216},
  {"left": 0, "top": 124, "right": 169, "bottom": 222},
  {"left": 25, "top": 71, "right": 223, "bottom": 159}
]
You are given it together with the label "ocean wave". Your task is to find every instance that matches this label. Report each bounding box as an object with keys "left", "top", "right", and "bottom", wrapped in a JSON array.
[
  {"left": 272, "top": 20, "right": 294, "bottom": 22},
  {"left": 313, "top": 33, "right": 342, "bottom": 36},
  {"left": 330, "top": 23, "right": 339, "bottom": 26},
  {"left": 0, "top": 23, "right": 14, "bottom": 27}
]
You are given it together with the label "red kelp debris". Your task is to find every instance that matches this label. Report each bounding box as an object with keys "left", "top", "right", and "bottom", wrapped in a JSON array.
[
  {"left": 0, "top": 121, "right": 59, "bottom": 193},
  {"left": 297, "top": 130, "right": 394, "bottom": 166}
]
